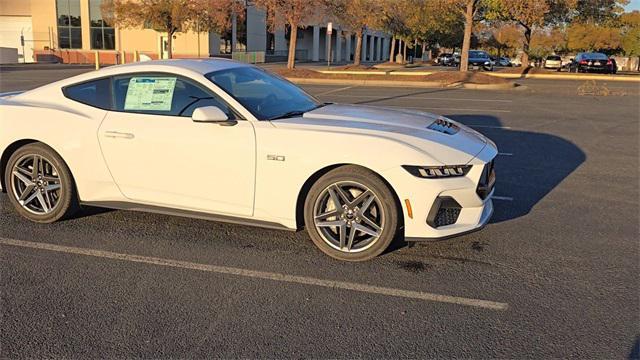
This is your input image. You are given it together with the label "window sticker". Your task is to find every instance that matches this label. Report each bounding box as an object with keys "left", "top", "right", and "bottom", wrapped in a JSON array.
[{"left": 124, "top": 77, "right": 177, "bottom": 111}]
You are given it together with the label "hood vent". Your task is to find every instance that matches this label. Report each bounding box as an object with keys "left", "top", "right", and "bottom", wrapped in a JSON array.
[{"left": 427, "top": 118, "right": 460, "bottom": 135}]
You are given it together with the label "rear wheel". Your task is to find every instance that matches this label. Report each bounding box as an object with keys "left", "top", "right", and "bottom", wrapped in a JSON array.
[
  {"left": 304, "top": 166, "right": 399, "bottom": 261},
  {"left": 5, "top": 143, "right": 79, "bottom": 223}
]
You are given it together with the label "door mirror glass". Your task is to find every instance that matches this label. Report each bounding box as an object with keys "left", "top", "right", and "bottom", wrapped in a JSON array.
[{"left": 192, "top": 106, "right": 230, "bottom": 123}]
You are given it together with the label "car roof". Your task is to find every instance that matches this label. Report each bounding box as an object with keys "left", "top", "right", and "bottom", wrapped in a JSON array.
[
  {"left": 11, "top": 58, "right": 252, "bottom": 102},
  {"left": 112, "top": 58, "right": 248, "bottom": 75}
]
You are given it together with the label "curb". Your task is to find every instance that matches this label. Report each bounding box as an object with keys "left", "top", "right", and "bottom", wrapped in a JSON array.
[
  {"left": 318, "top": 69, "right": 639, "bottom": 82},
  {"left": 486, "top": 72, "right": 640, "bottom": 82},
  {"left": 286, "top": 77, "right": 450, "bottom": 88},
  {"left": 459, "top": 82, "right": 517, "bottom": 90},
  {"left": 319, "top": 70, "right": 434, "bottom": 76}
]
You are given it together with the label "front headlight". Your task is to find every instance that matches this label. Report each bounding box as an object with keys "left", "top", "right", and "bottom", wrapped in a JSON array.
[
  {"left": 402, "top": 165, "right": 471, "bottom": 179},
  {"left": 484, "top": 61, "right": 490, "bottom": 65}
]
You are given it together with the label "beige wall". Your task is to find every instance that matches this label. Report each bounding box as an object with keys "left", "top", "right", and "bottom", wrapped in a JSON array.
[
  {"left": 30, "top": 0, "right": 56, "bottom": 49},
  {"left": 0, "top": 0, "right": 31, "bottom": 16}
]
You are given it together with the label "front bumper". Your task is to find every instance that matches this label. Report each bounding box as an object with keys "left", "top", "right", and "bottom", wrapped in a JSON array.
[{"left": 382, "top": 143, "right": 497, "bottom": 241}]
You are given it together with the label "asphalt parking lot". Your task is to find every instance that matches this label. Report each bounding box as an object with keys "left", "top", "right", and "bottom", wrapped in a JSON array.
[{"left": 1, "top": 66, "right": 639, "bottom": 358}]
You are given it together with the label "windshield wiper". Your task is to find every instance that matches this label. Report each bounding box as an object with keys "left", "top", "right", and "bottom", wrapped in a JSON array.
[
  {"left": 268, "top": 110, "right": 308, "bottom": 120},
  {"left": 268, "top": 103, "right": 329, "bottom": 120}
]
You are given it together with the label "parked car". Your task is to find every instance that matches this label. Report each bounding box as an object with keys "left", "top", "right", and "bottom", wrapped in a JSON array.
[
  {"left": 466, "top": 50, "right": 494, "bottom": 71},
  {"left": 544, "top": 55, "right": 562, "bottom": 71},
  {"left": 497, "top": 57, "right": 512, "bottom": 67},
  {"left": 568, "top": 52, "right": 614, "bottom": 74},
  {"left": 0, "top": 59, "right": 497, "bottom": 262},
  {"left": 436, "top": 53, "right": 457, "bottom": 66},
  {"left": 609, "top": 57, "right": 618, "bottom": 74}
]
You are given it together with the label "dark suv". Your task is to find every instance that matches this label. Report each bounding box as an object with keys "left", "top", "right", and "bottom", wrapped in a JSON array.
[{"left": 466, "top": 50, "right": 494, "bottom": 71}]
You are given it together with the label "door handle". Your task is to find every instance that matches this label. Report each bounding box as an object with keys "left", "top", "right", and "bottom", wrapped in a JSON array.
[{"left": 104, "top": 131, "right": 135, "bottom": 139}]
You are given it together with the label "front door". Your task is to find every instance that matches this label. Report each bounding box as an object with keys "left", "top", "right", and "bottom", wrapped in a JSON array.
[{"left": 98, "top": 73, "right": 256, "bottom": 216}]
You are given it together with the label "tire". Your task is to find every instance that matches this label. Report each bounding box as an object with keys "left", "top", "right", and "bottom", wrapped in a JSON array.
[
  {"left": 4, "top": 143, "right": 79, "bottom": 223},
  {"left": 303, "top": 165, "right": 400, "bottom": 262}
]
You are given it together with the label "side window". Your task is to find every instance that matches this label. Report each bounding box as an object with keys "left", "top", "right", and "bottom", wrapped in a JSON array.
[
  {"left": 112, "top": 74, "right": 236, "bottom": 119},
  {"left": 64, "top": 78, "right": 111, "bottom": 109}
]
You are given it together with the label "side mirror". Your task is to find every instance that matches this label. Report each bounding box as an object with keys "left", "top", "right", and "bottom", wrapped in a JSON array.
[{"left": 192, "top": 106, "right": 236, "bottom": 126}]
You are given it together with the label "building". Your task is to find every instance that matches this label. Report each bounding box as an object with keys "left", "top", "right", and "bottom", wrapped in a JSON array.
[{"left": 0, "top": 0, "right": 391, "bottom": 64}]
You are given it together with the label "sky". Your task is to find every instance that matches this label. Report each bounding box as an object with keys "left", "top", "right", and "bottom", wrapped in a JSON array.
[{"left": 625, "top": 0, "right": 640, "bottom": 11}]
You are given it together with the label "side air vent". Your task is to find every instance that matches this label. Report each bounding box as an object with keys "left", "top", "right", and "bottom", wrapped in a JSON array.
[
  {"left": 427, "top": 118, "right": 460, "bottom": 135},
  {"left": 427, "top": 197, "right": 462, "bottom": 228}
]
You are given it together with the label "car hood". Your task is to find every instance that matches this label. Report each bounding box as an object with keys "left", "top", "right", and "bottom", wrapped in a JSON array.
[{"left": 271, "top": 104, "right": 490, "bottom": 165}]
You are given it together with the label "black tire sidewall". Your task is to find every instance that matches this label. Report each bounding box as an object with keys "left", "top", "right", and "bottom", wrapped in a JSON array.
[
  {"left": 303, "top": 166, "right": 399, "bottom": 262},
  {"left": 5, "top": 143, "right": 77, "bottom": 223}
]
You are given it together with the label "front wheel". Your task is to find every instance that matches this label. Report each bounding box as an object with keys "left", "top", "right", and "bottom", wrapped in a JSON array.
[
  {"left": 304, "top": 166, "right": 400, "bottom": 261},
  {"left": 5, "top": 143, "right": 79, "bottom": 223}
]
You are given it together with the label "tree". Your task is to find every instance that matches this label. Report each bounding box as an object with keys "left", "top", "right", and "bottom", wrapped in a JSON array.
[
  {"left": 620, "top": 11, "right": 640, "bottom": 56},
  {"left": 326, "top": 0, "right": 382, "bottom": 66},
  {"left": 102, "top": 0, "right": 241, "bottom": 59},
  {"left": 573, "top": 0, "right": 629, "bottom": 24},
  {"left": 379, "top": 0, "right": 410, "bottom": 62},
  {"left": 484, "top": 0, "right": 551, "bottom": 67},
  {"left": 440, "top": 0, "right": 483, "bottom": 72},
  {"left": 480, "top": 23, "right": 523, "bottom": 58},
  {"left": 567, "top": 22, "right": 621, "bottom": 53},
  {"left": 254, "top": 0, "right": 325, "bottom": 69}
]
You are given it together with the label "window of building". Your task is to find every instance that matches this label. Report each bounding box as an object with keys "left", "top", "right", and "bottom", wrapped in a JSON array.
[
  {"left": 89, "top": 0, "right": 115, "bottom": 50},
  {"left": 56, "top": 0, "right": 82, "bottom": 49}
]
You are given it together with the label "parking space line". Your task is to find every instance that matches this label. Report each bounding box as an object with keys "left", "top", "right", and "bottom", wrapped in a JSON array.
[
  {"left": 0, "top": 238, "right": 509, "bottom": 311},
  {"left": 498, "top": 152, "right": 513, "bottom": 156},
  {"left": 314, "top": 85, "right": 358, "bottom": 96},
  {"left": 492, "top": 196, "right": 514, "bottom": 201},
  {"left": 318, "top": 94, "right": 513, "bottom": 103},
  {"left": 382, "top": 105, "right": 511, "bottom": 113},
  {"left": 468, "top": 125, "right": 512, "bottom": 129}
]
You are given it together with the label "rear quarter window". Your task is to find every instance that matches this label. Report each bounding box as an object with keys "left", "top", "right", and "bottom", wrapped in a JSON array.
[{"left": 63, "top": 78, "right": 112, "bottom": 110}]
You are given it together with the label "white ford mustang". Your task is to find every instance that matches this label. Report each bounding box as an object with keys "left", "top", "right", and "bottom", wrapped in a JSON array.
[{"left": 0, "top": 59, "right": 496, "bottom": 261}]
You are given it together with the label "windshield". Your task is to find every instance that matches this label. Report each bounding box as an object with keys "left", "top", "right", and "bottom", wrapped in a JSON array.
[
  {"left": 469, "top": 51, "right": 488, "bottom": 58},
  {"left": 206, "top": 66, "right": 321, "bottom": 120},
  {"left": 547, "top": 55, "right": 561, "bottom": 60}
]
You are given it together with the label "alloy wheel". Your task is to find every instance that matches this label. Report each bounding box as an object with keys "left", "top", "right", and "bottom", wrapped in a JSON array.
[
  {"left": 313, "top": 181, "right": 385, "bottom": 253},
  {"left": 10, "top": 154, "right": 62, "bottom": 215}
]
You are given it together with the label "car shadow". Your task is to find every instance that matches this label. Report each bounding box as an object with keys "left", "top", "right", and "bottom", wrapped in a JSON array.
[{"left": 447, "top": 114, "right": 586, "bottom": 223}]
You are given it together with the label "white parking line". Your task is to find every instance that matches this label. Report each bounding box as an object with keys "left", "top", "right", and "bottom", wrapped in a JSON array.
[
  {"left": 383, "top": 105, "right": 511, "bottom": 113},
  {"left": 498, "top": 152, "right": 513, "bottom": 156},
  {"left": 0, "top": 237, "right": 509, "bottom": 311},
  {"left": 492, "top": 196, "right": 514, "bottom": 201},
  {"left": 468, "top": 125, "right": 512, "bottom": 129},
  {"left": 318, "top": 94, "right": 514, "bottom": 103},
  {"left": 314, "top": 85, "right": 358, "bottom": 96}
]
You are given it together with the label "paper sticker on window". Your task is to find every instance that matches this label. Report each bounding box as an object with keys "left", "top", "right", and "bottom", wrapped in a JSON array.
[{"left": 124, "top": 77, "right": 176, "bottom": 111}]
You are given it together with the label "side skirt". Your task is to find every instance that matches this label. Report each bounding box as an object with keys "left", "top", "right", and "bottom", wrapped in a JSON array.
[{"left": 80, "top": 201, "right": 296, "bottom": 232}]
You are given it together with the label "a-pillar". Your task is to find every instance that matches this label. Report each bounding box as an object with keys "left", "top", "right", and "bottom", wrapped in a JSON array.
[{"left": 312, "top": 25, "right": 320, "bottom": 62}]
